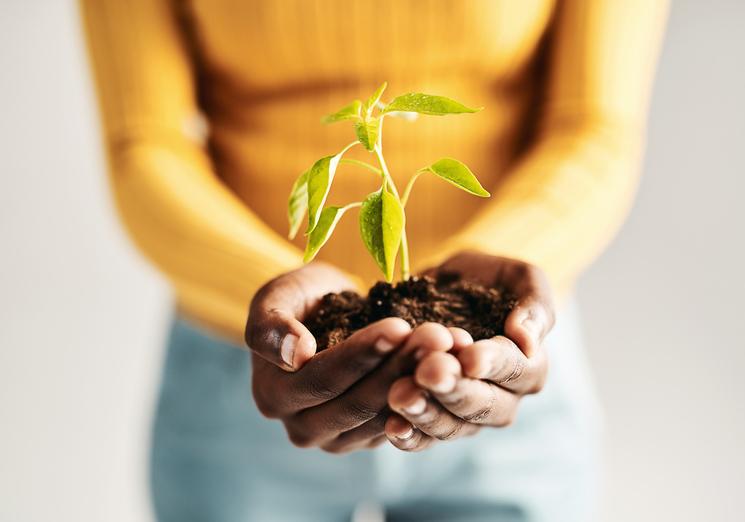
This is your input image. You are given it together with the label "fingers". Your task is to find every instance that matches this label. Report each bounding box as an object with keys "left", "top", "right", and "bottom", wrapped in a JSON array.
[
  {"left": 245, "top": 262, "right": 356, "bottom": 370},
  {"left": 245, "top": 274, "right": 318, "bottom": 371},
  {"left": 252, "top": 318, "right": 411, "bottom": 418},
  {"left": 388, "top": 377, "right": 479, "bottom": 440},
  {"left": 403, "top": 322, "right": 455, "bottom": 357},
  {"left": 414, "top": 351, "right": 462, "bottom": 393},
  {"left": 448, "top": 327, "right": 474, "bottom": 352},
  {"left": 384, "top": 414, "right": 435, "bottom": 452},
  {"left": 365, "top": 434, "right": 388, "bottom": 450},
  {"left": 287, "top": 323, "right": 453, "bottom": 443},
  {"left": 456, "top": 337, "right": 548, "bottom": 395},
  {"left": 319, "top": 412, "right": 388, "bottom": 454},
  {"left": 246, "top": 307, "right": 318, "bottom": 371},
  {"left": 296, "top": 317, "right": 412, "bottom": 401},
  {"left": 414, "top": 353, "right": 520, "bottom": 426},
  {"left": 422, "top": 252, "right": 556, "bottom": 358}
]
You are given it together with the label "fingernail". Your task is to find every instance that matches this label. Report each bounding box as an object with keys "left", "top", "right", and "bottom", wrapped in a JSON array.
[
  {"left": 432, "top": 374, "right": 456, "bottom": 394},
  {"left": 375, "top": 337, "right": 395, "bottom": 353},
  {"left": 414, "top": 347, "right": 429, "bottom": 361},
  {"left": 396, "top": 426, "right": 414, "bottom": 440},
  {"left": 280, "top": 334, "right": 297, "bottom": 368},
  {"left": 404, "top": 397, "right": 426, "bottom": 416}
]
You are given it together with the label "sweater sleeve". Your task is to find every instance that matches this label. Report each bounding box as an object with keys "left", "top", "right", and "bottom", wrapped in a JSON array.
[
  {"left": 79, "top": 0, "right": 304, "bottom": 341},
  {"left": 420, "top": 0, "right": 669, "bottom": 296}
]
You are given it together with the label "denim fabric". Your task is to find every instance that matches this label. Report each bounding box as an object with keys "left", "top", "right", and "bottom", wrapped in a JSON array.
[{"left": 151, "top": 303, "right": 600, "bottom": 522}]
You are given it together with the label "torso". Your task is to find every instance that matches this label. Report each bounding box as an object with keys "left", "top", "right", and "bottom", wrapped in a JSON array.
[{"left": 180, "top": 0, "right": 556, "bottom": 282}]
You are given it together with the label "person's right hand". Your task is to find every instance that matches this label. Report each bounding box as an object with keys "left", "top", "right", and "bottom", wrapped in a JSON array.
[{"left": 245, "top": 262, "right": 455, "bottom": 453}]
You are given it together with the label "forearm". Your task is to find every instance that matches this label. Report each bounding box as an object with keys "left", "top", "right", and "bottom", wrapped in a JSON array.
[
  {"left": 418, "top": 0, "right": 668, "bottom": 295},
  {"left": 111, "top": 141, "right": 303, "bottom": 341},
  {"left": 81, "top": 0, "right": 306, "bottom": 341},
  {"left": 427, "top": 119, "right": 643, "bottom": 294}
]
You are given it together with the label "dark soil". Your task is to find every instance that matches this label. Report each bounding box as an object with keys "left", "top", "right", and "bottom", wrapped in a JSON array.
[{"left": 304, "top": 273, "right": 517, "bottom": 350}]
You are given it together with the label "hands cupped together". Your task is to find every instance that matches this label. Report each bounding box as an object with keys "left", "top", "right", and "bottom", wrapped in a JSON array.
[{"left": 244, "top": 252, "right": 554, "bottom": 454}]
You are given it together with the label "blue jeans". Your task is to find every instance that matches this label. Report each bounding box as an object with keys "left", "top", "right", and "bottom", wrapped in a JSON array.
[{"left": 151, "top": 303, "right": 600, "bottom": 521}]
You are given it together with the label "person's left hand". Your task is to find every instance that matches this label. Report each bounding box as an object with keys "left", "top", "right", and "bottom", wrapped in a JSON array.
[{"left": 384, "top": 251, "right": 555, "bottom": 451}]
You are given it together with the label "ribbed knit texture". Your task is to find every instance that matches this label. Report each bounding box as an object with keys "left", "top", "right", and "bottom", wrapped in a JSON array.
[{"left": 81, "top": 0, "right": 668, "bottom": 340}]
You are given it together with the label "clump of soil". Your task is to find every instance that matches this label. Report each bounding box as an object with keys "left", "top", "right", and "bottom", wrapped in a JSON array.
[{"left": 304, "top": 273, "right": 516, "bottom": 350}]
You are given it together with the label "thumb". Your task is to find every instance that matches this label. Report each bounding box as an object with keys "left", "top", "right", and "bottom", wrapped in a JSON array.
[
  {"left": 245, "top": 284, "right": 317, "bottom": 372},
  {"left": 504, "top": 279, "right": 555, "bottom": 358}
]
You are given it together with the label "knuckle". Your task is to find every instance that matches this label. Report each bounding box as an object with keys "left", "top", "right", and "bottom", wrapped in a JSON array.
[
  {"left": 343, "top": 352, "right": 378, "bottom": 377},
  {"left": 285, "top": 424, "right": 316, "bottom": 449},
  {"left": 253, "top": 396, "right": 279, "bottom": 419},
  {"left": 363, "top": 413, "right": 389, "bottom": 434},
  {"left": 438, "top": 392, "right": 469, "bottom": 411},
  {"left": 346, "top": 400, "right": 380, "bottom": 422},
  {"left": 498, "top": 355, "right": 526, "bottom": 385},
  {"left": 437, "top": 422, "right": 464, "bottom": 441},
  {"left": 320, "top": 442, "right": 348, "bottom": 455},
  {"left": 463, "top": 386, "right": 499, "bottom": 423},
  {"left": 304, "top": 375, "right": 341, "bottom": 402},
  {"left": 463, "top": 405, "right": 493, "bottom": 423},
  {"left": 287, "top": 429, "right": 313, "bottom": 448}
]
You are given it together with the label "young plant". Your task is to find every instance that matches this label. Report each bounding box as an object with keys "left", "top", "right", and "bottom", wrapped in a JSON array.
[{"left": 287, "top": 82, "right": 490, "bottom": 282}]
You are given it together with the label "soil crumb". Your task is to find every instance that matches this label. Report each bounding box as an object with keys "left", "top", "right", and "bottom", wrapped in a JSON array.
[{"left": 305, "top": 274, "right": 517, "bottom": 350}]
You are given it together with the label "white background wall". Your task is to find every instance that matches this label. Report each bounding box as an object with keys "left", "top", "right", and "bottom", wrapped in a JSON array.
[
  {"left": 576, "top": 1, "right": 745, "bottom": 518},
  {"left": 1, "top": 1, "right": 743, "bottom": 521}
]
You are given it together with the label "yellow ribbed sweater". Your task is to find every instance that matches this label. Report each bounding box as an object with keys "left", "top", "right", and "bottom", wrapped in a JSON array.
[{"left": 80, "top": 0, "right": 667, "bottom": 342}]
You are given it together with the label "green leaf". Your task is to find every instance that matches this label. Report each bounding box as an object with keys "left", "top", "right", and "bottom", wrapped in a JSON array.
[
  {"left": 303, "top": 206, "right": 349, "bottom": 262},
  {"left": 383, "top": 93, "right": 482, "bottom": 115},
  {"left": 354, "top": 117, "right": 380, "bottom": 151},
  {"left": 307, "top": 156, "right": 333, "bottom": 233},
  {"left": 306, "top": 142, "right": 357, "bottom": 233},
  {"left": 364, "top": 82, "right": 388, "bottom": 113},
  {"left": 287, "top": 169, "right": 309, "bottom": 239},
  {"left": 321, "top": 100, "right": 362, "bottom": 124},
  {"left": 423, "top": 158, "right": 490, "bottom": 197},
  {"left": 359, "top": 189, "right": 405, "bottom": 281}
]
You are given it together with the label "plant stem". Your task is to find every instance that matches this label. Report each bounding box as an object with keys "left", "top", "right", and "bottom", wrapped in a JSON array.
[
  {"left": 399, "top": 228, "right": 411, "bottom": 281},
  {"left": 339, "top": 158, "right": 383, "bottom": 177},
  {"left": 401, "top": 171, "right": 424, "bottom": 207},
  {"left": 373, "top": 142, "right": 411, "bottom": 281},
  {"left": 342, "top": 201, "right": 363, "bottom": 211}
]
